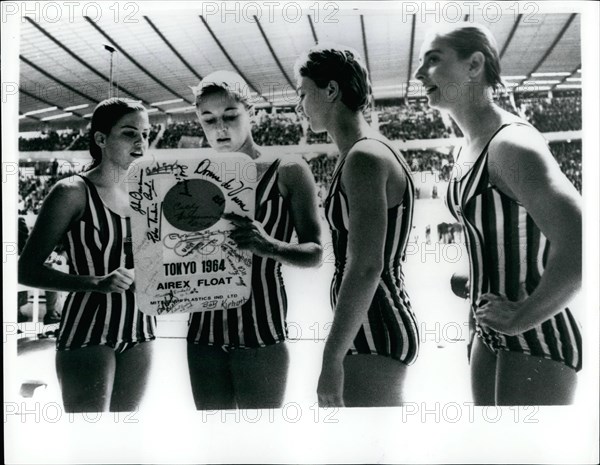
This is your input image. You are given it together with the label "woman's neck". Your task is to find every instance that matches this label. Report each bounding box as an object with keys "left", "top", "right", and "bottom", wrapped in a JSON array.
[
  {"left": 237, "top": 136, "right": 261, "bottom": 160},
  {"left": 327, "top": 110, "right": 373, "bottom": 157},
  {"left": 449, "top": 90, "right": 503, "bottom": 146},
  {"left": 88, "top": 160, "right": 129, "bottom": 188}
]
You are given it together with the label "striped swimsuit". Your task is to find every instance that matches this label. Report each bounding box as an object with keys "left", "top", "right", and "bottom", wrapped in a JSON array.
[
  {"left": 57, "top": 175, "right": 156, "bottom": 354},
  {"left": 187, "top": 159, "right": 294, "bottom": 349},
  {"left": 447, "top": 123, "right": 582, "bottom": 371},
  {"left": 325, "top": 138, "right": 420, "bottom": 365}
]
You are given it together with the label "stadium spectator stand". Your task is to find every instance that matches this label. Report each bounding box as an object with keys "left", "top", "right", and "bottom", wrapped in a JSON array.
[{"left": 17, "top": 92, "right": 583, "bottom": 215}]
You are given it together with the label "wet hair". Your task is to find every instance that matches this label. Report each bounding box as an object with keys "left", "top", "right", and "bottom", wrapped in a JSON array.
[
  {"left": 294, "top": 45, "right": 372, "bottom": 112},
  {"left": 191, "top": 70, "right": 253, "bottom": 110},
  {"left": 434, "top": 24, "right": 504, "bottom": 91},
  {"left": 88, "top": 98, "right": 146, "bottom": 169}
]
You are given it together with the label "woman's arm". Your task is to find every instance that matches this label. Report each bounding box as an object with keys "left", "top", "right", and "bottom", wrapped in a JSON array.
[
  {"left": 318, "top": 148, "right": 401, "bottom": 406},
  {"left": 18, "top": 178, "right": 134, "bottom": 294},
  {"left": 226, "top": 159, "right": 323, "bottom": 267},
  {"left": 476, "top": 127, "right": 582, "bottom": 335}
]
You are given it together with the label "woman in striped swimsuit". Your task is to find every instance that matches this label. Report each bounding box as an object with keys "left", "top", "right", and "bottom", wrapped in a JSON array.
[
  {"left": 415, "top": 24, "right": 582, "bottom": 404},
  {"left": 18, "top": 98, "right": 156, "bottom": 412},
  {"left": 187, "top": 71, "right": 322, "bottom": 409},
  {"left": 295, "top": 47, "right": 419, "bottom": 407}
]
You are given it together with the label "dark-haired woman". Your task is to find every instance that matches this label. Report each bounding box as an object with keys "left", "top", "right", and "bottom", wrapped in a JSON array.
[
  {"left": 415, "top": 24, "right": 582, "bottom": 405},
  {"left": 295, "top": 46, "right": 419, "bottom": 407},
  {"left": 19, "top": 98, "right": 156, "bottom": 412}
]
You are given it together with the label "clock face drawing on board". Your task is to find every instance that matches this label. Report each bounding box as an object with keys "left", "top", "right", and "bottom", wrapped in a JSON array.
[{"left": 162, "top": 179, "right": 226, "bottom": 232}]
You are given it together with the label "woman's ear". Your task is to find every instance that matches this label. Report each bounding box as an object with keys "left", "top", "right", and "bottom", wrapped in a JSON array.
[
  {"left": 468, "top": 51, "right": 486, "bottom": 81},
  {"left": 94, "top": 131, "right": 107, "bottom": 149},
  {"left": 326, "top": 80, "right": 340, "bottom": 102}
]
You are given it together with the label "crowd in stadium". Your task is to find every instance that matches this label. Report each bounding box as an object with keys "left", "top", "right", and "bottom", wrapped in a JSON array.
[
  {"left": 252, "top": 111, "right": 303, "bottom": 146},
  {"left": 404, "top": 149, "right": 453, "bottom": 175},
  {"left": 155, "top": 121, "right": 204, "bottom": 148},
  {"left": 16, "top": 144, "right": 583, "bottom": 215},
  {"left": 19, "top": 124, "right": 162, "bottom": 152},
  {"left": 305, "top": 148, "right": 456, "bottom": 206},
  {"left": 16, "top": 91, "right": 583, "bottom": 215},
  {"left": 18, "top": 139, "right": 580, "bottom": 216},
  {"left": 378, "top": 101, "right": 451, "bottom": 140},
  {"left": 306, "top": 153, "right": 337, "bottom": 185},
  {"left": 18, "top": 129, "right": 81, "bottom": 152},
  {"left": 305, "top": 128, "right": 331, "bottom": 144},
  {"left": 18, "top": 171, "right": 77, "bottom": 215},
  {"left": 549, "top": 140, "right": 582, "bottom": 192},
  {"left": 517, "top": 94, "right": 582, "bottom": 132},
  {"left": 18, "top": 92, "right": 581, "bottom": 151}
]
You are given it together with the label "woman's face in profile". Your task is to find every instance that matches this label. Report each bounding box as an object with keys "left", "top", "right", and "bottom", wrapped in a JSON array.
[
  {"left": 196, "top": 90, "right": 253, "bottom": 153},
  {"left": 415, "top": 36, "right": 470, "bottom": 110},
  {"left": 296, "top": 76, "right": 330, "bottom": 133}
]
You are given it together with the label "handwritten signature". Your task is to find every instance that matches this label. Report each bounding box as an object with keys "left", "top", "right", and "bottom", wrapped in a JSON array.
[
  {"left": 164, "top": 230, "right": 229, "bottom": 257},
  {"left": 156, "top": 289, "right": 193, "bottom": 314},
  {"left": 145, "top": 161, "right": 188, "bottom": 177}
]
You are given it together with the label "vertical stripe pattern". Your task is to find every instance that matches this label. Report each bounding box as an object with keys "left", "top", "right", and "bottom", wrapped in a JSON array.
[
  {"left": 324, "top": 138, "right": 420, "bottom": 365},
  {"left": 57, "top": 175, "right": 156, "bottom": 351},
  {"left": 446, "top": 123, "right": 582, "bottom": 371},
  {"left": 187, "top": 159, "right": 293, "bottom": 349}
]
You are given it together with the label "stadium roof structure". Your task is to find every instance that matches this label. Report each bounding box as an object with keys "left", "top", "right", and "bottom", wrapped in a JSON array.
[{"left": 18, "top": 7, "right": 581, "bottom": 130}]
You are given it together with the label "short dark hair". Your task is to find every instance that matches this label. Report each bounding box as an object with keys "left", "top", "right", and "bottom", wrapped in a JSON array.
[
  {"left": 89, "top": 98, "right": 146, "bottom": 169},
  {"left": 295, "top": 46, "right": 372, "bottom": 112}
]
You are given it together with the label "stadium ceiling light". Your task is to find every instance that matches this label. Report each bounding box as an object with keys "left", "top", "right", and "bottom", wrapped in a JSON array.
[
  {"left": 83, "top": 113, "right": 93, "bottom": 118},
  {"left": 502, "top": 75, "right": 527, "bottom": 80},
  {"left": 19, "top": 115, "right": 27, "bottom": 119},
  {"left": 515, "top": 85, "right": 551, "bottom": 91},
  {"left": 146, "top": 108, "right": 159, "bottom": 113},
  {"left": 523, "top": 80, "right": 561, "bottom": 85},
  {"left": 64, "top": 104, "right": 89, "bottom": 111},
  {"left": 165, "top": 106, "right": 196, "bottom": 113},
  {"left": 24, "top": 106, "right": 58, "bottom": 116},
  {"left": 41, "top": 112, "right": 73, "bottom": 121},
  {"left": 530, "top": 72, "right": 571, "bottom": 77},
  {"left": 556, "top": 84, "right": 582, "bottom": 89},
  {"left": 566, "top": 77, "right": 582, "bottom": 82},
  {"left": 150, "top": 98, "right": 184, "bottom": 106}
]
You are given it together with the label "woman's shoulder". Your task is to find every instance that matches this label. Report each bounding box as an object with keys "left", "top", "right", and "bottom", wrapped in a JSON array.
[
  {"left": 351, "top": 134, "right": 404, "bottom": 160},
  {"left": 52, "top": 174, "right": 88, "bottom": 196},
  {"left": 275, "top": 155, "right": 313, "bottom": 186},
  {"left": 346, "top": 137, "right": 400, "bottom": 172},
  {"left": 35, "top": 175, "right": 88, "bottom": 223},
  {"left": 47, "top": 175, "right": 88, "bottom": 208},
  {"left": 339, "top": 143, "right": 391, "bottom": 188},
  {"left": 487, "top": 119, "right": 558, "bottom": 193},
  {"left": 274, "top": 153, "right": 309, "bottom": 169},
  {"left": 491, "top": 121, "right": 548, "bottom": 155}
]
